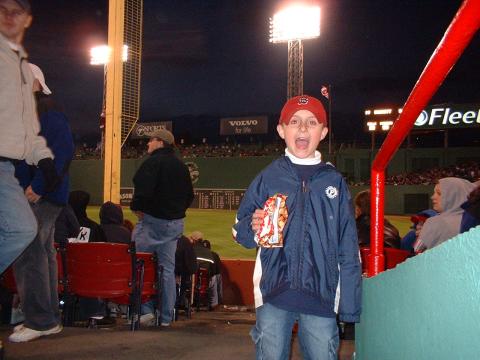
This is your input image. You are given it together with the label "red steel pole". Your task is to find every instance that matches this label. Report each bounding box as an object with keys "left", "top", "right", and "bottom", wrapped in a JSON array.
[{"left": 367, "top": 0, "right": 480, "bottom": 277}]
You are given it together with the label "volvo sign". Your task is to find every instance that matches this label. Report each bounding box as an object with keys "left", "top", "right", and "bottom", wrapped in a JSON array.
[{"left": 414, "top": 104, "right": 480, "bottom": 129}]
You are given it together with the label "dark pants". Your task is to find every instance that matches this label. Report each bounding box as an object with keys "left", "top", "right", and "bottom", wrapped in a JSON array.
[{"left": 13, "top": 200, "right": 62, "bottom": 331}]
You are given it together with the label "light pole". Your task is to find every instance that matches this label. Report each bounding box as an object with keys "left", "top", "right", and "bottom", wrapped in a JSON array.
[
  {"left": 269, "top": 4, "right": 321, "bottom": 99},
  {"left": 90, "top": 45, "right": 128, "bottom": 159}
]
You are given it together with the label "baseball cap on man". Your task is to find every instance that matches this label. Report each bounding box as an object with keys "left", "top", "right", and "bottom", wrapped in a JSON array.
[
  {"left": 29, "top": 63, "right": 52, "bottom": 95},
  {"left": 410, "top": 209, "right": 437, "bottom": 224},
  {"left": 14, "top": 0, "right": 31, "bottom": 12},
  {"left": 279, "top": 95, "right": 327, "bottom": 127},
  {"left": 147, "top": 129, "right": 175, "bottom": 145}
]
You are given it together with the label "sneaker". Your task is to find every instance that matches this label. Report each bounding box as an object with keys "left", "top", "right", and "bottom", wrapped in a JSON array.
[
  {"left": 13, "top": 323, "right": 25, "bottom": 332},
  {"left": 160, "top": 322, "right": 170, "bottom": 327},
  {"left": 9, "top": 324, "right": 62, "bottom": 343},
  {"left": 88, "top": 317, "right": 116, "bottom": 328},
  {"left": 139, "top": 313, "right": 156, "bottom": 326}
]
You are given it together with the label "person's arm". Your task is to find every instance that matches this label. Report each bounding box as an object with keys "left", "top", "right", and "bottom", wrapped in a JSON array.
[
  {"left": 183, "top": 164, "right": 195, "bottom": 209},
  {"left": 30, "top": 113, "right": 74, "bottom": 195},
  {"left": 232, "top": 174, "right": 266, "bottom": 249},
  {"left": 130, "top": 159, "right": 159, "bottom": 211},
  {"left": 337, "top": 178, "right": 362, "bottom": 323}
]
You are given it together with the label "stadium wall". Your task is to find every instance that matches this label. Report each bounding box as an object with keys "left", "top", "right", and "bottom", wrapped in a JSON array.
[
  {"left": 70, "top": 147, "right": 477, "bottom": 212},
  {"left": 355, "top": 226, "right": 480, "bottom": 360}
]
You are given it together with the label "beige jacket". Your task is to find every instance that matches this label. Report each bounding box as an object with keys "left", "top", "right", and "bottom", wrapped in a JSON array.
[{"left": 0, "top": 33, "right": 52, "bottom": 164}]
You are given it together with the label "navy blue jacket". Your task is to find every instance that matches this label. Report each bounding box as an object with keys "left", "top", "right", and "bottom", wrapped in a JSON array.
[
  {"left": 16, "top": 110, "right": 74, "bottom": 205},
  {"left": 233, "top": 156, "right": 362, "bottom": 322}
]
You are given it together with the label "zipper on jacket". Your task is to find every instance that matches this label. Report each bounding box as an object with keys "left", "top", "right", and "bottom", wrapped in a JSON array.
[
  {"left": 294, "top": 179, "right": 308, "bottom": 288},
  {"left": 20, "top": 57, "right": 27, "bottom": 84}
]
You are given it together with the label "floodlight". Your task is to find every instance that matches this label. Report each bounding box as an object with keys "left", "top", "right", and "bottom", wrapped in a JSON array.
[
  {"left": 90, "top": 45, "right": 128, "bottom": 65},
  {"left": 365, "top": 110, "right": 372, "bottom": 115},
  {"left": 367, "top": 122, "right": 377, "bottom": 131},
  {"left": 373, "top": 109, "right": 393, "bottom": 115},
  {"left": 379, "top": 121, "right": 394, "bottom": 131},
  {"left": 269, "top": 5, "right": 321, "bottom": 43}
]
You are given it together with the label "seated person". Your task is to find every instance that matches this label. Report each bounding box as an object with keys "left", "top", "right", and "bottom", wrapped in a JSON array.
[
  {"left": 99, "top": 201, "right": 131, "bottom": 244},
  {"left": 69, "top": 191, "right": 106, "bottom": 242},
  {"left": 54, "top": 204, "right": 80, "bottom": 246},
  {"left": 175, "top": 235, "right": 197, "bottom": 311},
  {"left": 190, "top": 232, "right": 219, "bottom": 308},
  {"left": 401, "top": 209, "right": 437, "bottom": 253},
  {"left": 202, "top": 240, "right": 223, "bottom": 307},
  {"left": 354, "top": 190, "right": 401, "bottom": 248},
  {"left": 415, "top": 177, "right": 476, "bottom": 252},
  {"left": 460, "top": 182, "right": 480, "bottom": 233}
]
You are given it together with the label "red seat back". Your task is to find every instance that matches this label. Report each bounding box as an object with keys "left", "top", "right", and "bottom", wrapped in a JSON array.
[
  {"left": 66, "top": 242, "right": 133, "bottom": 299},
  {"left": 359, "top": 247, "right": 410, "bottom": 274},
  {"left": 384, "top": 247, "right": 411, "bottom": 270},
  {"left": 1, "top": 248, "right": 64, "bottom": 293},
  {"left": 137, "top": 252, "right": 158, "bottom": 301}
]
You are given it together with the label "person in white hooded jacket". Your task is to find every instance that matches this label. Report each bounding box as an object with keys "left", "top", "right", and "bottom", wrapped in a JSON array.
[
  {"left": 0, "top": 0, "right": 58, "bottom": 275},
  {"left": 414, "top": 177, "right": 476, "bottom": 252}
]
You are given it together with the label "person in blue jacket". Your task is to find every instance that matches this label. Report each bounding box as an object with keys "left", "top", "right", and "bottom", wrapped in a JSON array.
[
  {"left": 232, "top": 95, "right": 361, "bottom": 360},
  {"left": 10, "top": 64, "right": 74, "bottom": 343}
]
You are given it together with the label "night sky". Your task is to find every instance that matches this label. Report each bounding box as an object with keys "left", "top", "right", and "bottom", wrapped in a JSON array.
[{"left": 24, "top": 0, "right": 480, "bottom": 142}]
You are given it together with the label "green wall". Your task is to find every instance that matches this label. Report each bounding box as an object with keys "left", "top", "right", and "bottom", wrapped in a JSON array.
[
  {"left": 356, "top": 226, "right": 480, "bottom": 360},
  {"left": 70, "top": 147, "right": 477, "bottom": 211}
]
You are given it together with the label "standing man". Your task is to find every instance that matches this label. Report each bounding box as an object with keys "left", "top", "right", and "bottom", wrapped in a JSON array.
[
  {"left": 0, "top": 0, "right": 58, "bottom": 273},
  {"left": 9, "top": 64, "right": 74, "bottom": 342},
  {"left": 131, "top": 129, "right": 194, "bottom": 326}
]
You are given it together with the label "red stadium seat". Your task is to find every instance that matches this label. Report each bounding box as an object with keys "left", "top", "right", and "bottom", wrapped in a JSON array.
[
  {"left": 360, "top": 247, "right": 411, "bottom": 275},
  {"left": 194, "top": 267, "right": 211, "bottom": 311},
  {"left": 1, "top": 247, "right": 64, "bottom": 294},
  {"left": 63, "top": 242, "right": 160, "bottom": 330}
]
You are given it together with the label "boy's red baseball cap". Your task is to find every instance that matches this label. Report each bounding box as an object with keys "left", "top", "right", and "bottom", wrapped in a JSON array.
[{"left": 279, "top": 95, "right": 327, "bottom": 126}]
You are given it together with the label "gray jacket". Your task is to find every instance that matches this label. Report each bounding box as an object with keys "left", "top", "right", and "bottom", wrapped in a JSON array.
[{"left": 0, "top": 33, "right": 52, "bottom": 164}]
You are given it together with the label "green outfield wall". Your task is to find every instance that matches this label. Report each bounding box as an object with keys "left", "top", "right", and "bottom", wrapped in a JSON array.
[
  {"left": 70, "top": 147, "right": 477, "bottom": 213},
  {"left": 356, "top": 226, "right": 480, "bottom": 360}
]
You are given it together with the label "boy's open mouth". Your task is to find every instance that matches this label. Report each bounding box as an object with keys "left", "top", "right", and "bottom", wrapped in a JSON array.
[{"left": 295, "top": 137, "right": 309, "bottom": 149}]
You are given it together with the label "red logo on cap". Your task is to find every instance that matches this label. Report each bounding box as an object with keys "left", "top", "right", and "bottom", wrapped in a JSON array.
[{"left": 298, "top": 97, "right": 309, "bottom": 105}]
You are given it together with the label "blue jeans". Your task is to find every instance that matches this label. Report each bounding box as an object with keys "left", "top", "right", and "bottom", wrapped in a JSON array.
[
  {"left": 133, "top": 214, "right": 184, "bottom": 324},
  {"left": 251, "top": 303, "right": 339, "bottom": 360},
  {"left": 0, "top": 162, "right": 37, "bottom": 274},
  {"left": 13, "top": 200, "right": 63, "bottom": 330}
]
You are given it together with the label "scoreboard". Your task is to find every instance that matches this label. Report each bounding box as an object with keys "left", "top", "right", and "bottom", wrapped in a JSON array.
[
  {"left": 191, "top": 189, "right": 245, "bottom": 210},
  {"left": 120, "top": 187, "right": 246, "bottom": 210}
]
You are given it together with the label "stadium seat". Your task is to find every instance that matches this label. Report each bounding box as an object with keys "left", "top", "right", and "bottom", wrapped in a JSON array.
[
  {"left": 360, "top": 247, "right": 411, "bottom": 274},
  {"left": 193, "top": 266, "right": 211, "bottom": 311},
  {"left": 63, "top": 242, "right": 160, "bottom": 330}
]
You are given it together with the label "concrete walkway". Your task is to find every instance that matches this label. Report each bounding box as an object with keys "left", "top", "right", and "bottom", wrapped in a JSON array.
[{"left": 0, "top": 310, "right": 354, "bottom": 359}]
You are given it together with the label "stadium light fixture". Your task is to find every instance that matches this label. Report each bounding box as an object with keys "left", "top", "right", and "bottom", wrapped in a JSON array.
[
  {"left": 90, "top": 45, "right": 128, "bottom": 65},
  {"left": 269, "top": 4, "right": 321, "bottom": 43}
]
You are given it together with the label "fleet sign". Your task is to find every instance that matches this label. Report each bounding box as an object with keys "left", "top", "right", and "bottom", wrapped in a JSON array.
[{"left": 414, "top": 104, "right": 480, "bottom": 129}]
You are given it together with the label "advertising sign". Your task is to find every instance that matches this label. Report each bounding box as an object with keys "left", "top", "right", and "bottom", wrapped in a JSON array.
[
  {"left": 120, "top": 187, "right": 134, "bottom": 206},
  {"left": 413, "top": 104, "right": 480, "bottom": 129},
  {"left": 131, "top": 122, "right": 173, "bottom": 138},
  {"left": 220, "top": 116, "right": 268, "bottom": 135}
]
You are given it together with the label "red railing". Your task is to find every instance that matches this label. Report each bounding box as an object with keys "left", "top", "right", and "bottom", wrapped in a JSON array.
[{"left": 367, "top": 0, "right": 480, "bottom": 277}]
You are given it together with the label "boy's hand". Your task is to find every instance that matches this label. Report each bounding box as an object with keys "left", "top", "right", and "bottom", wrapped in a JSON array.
[{"left": 251, "top": 209, "right": 265, "bottom": 232}]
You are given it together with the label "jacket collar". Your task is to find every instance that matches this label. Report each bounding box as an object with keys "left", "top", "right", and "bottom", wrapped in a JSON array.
[
  {"left": 0, "top": 33, "right": 27, "bottom": 59},
  {"left": 150, "top": 147, "right": 174, "bottom": 156},
  {"left": 285, "top": 148, "right": 322, "bottom": 165}
]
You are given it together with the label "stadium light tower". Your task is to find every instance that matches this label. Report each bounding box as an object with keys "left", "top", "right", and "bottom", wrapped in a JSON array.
[
  {"left": 90, "top": 45, "right": 128, "bottom": 160},
  {"left": 270, "top": 4, "right": 321, "bottom": 99}
]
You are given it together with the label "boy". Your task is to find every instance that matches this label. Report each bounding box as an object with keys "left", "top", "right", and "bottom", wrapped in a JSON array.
[{"left": 232, "top": 95, "right": 361, "bottom": 359}]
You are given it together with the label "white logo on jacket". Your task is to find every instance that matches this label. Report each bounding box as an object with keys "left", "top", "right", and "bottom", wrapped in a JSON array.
[{"left": 325, "top": 186, "right": 338, "bottom": 199}]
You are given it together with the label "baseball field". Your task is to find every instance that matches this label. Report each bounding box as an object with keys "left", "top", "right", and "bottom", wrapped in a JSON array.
[{"left": 87, "top": 207, "right": 412, "bottom": 260}]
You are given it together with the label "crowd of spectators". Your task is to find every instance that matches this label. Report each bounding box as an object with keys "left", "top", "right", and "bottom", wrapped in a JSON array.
[
  {"left": 73, "top": 140, "right": 286, "bottom": 160},
  {"left": 384, "top": 162, "right": 479, "bottom": 186}
]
